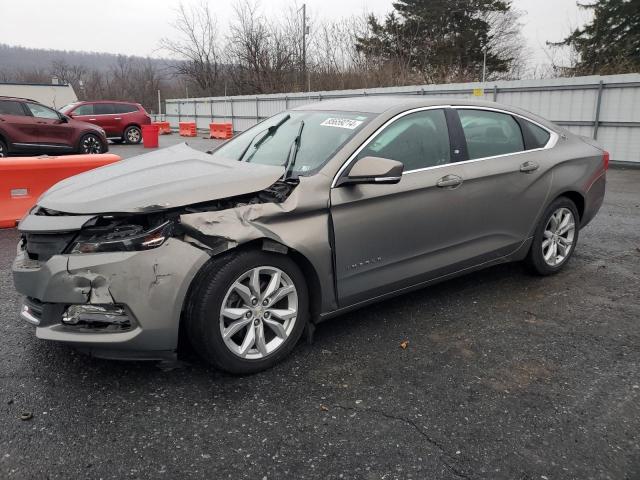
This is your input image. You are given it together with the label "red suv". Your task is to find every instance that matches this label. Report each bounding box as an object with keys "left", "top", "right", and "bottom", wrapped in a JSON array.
[
  {"left": 0, "top": 96, "right": 108, "bottom": 157},
  {"left": 60, "top": 101, "right": 151, "bottom": 144}
]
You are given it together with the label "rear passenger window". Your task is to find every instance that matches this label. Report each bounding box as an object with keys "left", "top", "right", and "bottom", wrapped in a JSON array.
[
  {"left": 0, "top": 100, "right": 25, "bottom": 116},
  {"left": 523, "top": 121, "right": 551, "bottom": 149},
  {"left": 356, "top": 109, "right": 450, "bottom": 171},
  {"left": 458, "top": 109, "right": 524, "bottom": 159},
  {"left": 94, "top": 104, "right": 115, "bottom": 115},
  {"left": 73, "top": 104, "right": 94, "bottom": 115},
  {"left": 113, "top": 104, "right": 138, "bottom": 114}
]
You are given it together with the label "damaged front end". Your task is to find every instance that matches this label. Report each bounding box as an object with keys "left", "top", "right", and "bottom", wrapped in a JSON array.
[{"left": 12, "top": 177, "right": 303, "bottom": 360}]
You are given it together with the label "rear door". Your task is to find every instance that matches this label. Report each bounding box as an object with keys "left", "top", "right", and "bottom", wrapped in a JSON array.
[
  {"left": 24, "top": 102, "right": 75, "bottom": 150},
  {"left": 112, "top": 103, "right": 139, "bottom": 134},
  {"left": 450, "top": 107, "right": 554, "bottom": 256},
  {"left": 0, "top": 100, "right": 35, "bottom": 150}
]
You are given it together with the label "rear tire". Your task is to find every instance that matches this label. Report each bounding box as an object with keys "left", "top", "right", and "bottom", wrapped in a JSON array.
[
  {"left": 124, "top": 126, "right": 142, "bottom": 144},
  {"left": 526, "top": 196, "right": 580, "bottom": 275},
  {"left": 79, "top": 134, "right": 104, "bottom": 154},
  {"left": 0, "top": 139, "right": 7, "bottom": 157},
  {"left": 185, "top": 249, "right": 308, "bottom": 375}
]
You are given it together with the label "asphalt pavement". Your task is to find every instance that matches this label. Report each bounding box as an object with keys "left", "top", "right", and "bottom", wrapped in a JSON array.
[{"left": 0, "top": 163, "right": 639, "bottom": 479}]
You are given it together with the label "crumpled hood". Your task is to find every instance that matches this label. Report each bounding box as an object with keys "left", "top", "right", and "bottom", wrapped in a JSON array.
[{"left": 38, "top": 143, "right": 285, "bottom": 214}]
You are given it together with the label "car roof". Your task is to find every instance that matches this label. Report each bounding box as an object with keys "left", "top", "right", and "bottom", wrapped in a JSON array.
[
  {"left": 78, "top": 100, "right": 139, "bottom": 105},
  {"left": 0, "top": 96, "right": 37, "bottom": 102},
  {"left": 294, "top": 96, "right": 511, "bottom": 114},
  {"left": 293, "top": 95, "right": 558, "bottom": 131}
]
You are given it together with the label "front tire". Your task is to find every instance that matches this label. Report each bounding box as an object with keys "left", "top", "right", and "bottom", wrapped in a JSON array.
[
  {"left": 185, "top": 250, "right": 309, "bottom": 375},
  {"left": 526, "top": 196, "right": 579, "bottom": 275},
  {"left": 124, "top": 126, "right": 142, "bottom": 144},
  {"left": 0, "top": 139, "right": 7, "bottom": 157},
  {"left": 79, "top": 134, "right": 104, "bottom": 154}
]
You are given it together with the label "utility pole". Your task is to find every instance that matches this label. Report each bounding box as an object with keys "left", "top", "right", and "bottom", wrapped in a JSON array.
[
  {"left": 482, "top": 44, "right": 487, "bottom": 84},
  {"left": 300, "top": 4, "right": 310, "bottom": 92},
  {"left": 157, "top": 89, "right": 162, "bottom": 120}
]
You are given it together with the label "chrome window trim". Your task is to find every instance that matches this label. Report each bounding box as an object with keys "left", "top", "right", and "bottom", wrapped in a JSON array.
[{"left": 331, "top": 105, "right": 558, "bottom": 187}]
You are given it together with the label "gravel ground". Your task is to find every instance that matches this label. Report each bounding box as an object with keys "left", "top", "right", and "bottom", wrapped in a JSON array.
[{"left": 0, "top": 167, "right": 638, "bottom": 480}]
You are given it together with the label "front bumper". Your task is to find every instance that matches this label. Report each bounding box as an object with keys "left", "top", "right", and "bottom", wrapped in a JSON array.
[{"left": 12, "top": 238, "right": 209, "bottom": 360}]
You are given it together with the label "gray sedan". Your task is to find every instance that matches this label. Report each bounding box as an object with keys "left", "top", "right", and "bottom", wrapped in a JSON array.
[{"left": 12, "top": 97, "right": 607, "bottom": 374}]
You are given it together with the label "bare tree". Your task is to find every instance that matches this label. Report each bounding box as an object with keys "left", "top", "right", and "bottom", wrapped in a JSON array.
[
  {"left": 160, "top": 1, "right": 221, "bottom": 96},
  {"left": 225, "top": 0, "right": 299, "bottom": 94}
]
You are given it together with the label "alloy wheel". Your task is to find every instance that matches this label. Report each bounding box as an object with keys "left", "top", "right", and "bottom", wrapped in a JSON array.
[
  {"left": 0, "top": 144, "right": 5, "bottom": 158},
  {"left": 127, "top": 128, "right": 141, "bottom": 143},
  {"left": 542, "top": 207, "right": 575, "bottom": 267},
  {"left": 219, "top": 266, "right": 298, "bottom": 359},
  {"left": 81, "top": 135, "right": 103, "bottom": 154}
]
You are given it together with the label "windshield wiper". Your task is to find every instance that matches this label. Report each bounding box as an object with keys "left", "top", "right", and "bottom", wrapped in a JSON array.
[
  {"left": 237, "top": 114, "right": 291, "bottom": 162},
  {"left": 282, "top": 120, "right": 305, "bottom": 180}
]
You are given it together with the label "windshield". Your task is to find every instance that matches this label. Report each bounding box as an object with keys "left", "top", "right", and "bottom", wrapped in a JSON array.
[{"left": 211, "top": 111, "right": 372, "bottom": 176}]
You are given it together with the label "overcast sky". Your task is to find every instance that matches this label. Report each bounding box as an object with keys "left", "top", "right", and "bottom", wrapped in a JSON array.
[{"left": 0, "top": 0, "right": 590, "bottom": 71}]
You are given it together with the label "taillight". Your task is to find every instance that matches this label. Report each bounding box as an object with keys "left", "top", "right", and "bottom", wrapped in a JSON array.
[{"left": 603, "top": 151, "right": 610, "bottom": 170}]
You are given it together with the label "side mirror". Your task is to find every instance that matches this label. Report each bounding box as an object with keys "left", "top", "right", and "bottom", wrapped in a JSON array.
[
  {"left": 58, "top": 114, "right": 69, "bottom": 123},
  {"left": 335, "top": 156, "right": 404, "bottom": 187}
]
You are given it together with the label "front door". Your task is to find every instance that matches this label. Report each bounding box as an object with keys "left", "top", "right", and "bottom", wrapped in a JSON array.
[
  {"left": 330, "top": 108, "right": 475, "bottom": 307},
  {"left": 24, "top": 102, "right": 75, "bottom": 150}
]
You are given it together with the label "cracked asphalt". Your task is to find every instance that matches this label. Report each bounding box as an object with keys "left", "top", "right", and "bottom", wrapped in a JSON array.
[{"left": 1, "top": 166, "right": 639, "bottom": 480}]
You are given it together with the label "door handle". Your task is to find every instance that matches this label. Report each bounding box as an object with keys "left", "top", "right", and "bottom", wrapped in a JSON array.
[
  {"left": 436, "top": 174, "right": 463, "bottom": 188},
  {"left": 114, "top": 117, "right": 122, "bottom": 120},
  {"left": 89, "top": 118, "right": 97, "bottom": 121},
  {"left": 520, "top": 161, "right": 539, "bottom": 173}
]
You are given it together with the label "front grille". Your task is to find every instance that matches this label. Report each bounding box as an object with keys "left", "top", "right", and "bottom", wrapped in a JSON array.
[{"left": 24, "top": 232, "right": 76, "bottom": 261}]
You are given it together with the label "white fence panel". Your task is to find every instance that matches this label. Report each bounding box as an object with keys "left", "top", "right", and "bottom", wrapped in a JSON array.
[{"left": 164, "top": 73, "right": 640, "bottom": 162}]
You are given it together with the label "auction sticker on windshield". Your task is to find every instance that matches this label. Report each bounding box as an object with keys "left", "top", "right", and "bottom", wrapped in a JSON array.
[{"left": 320, "top": 118, "right": 363, "bottom": 129}]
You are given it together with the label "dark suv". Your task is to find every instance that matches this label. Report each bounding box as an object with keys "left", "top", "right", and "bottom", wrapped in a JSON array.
[
  {"left": 0, "top": 96, "right": 108, "bottom": 157},
  {"left": 60, "top": 101, "right": 151, "bottom": 144}
]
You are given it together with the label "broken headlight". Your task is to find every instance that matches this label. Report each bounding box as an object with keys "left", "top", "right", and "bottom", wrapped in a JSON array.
[{"left": 68, "top": 220, "right": 173, "bottom": 254}]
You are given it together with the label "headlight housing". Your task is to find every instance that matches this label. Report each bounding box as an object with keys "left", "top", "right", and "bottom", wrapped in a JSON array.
[{"left": 68, "top": 220, "right": 173, "bottom": 254}]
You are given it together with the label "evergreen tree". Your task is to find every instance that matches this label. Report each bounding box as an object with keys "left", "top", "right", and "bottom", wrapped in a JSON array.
[
  {"left": 356, "top": 0, "right": 515, "bottom": 83},
  {"left": 558, "top": 0, "right": 640, "bottom": 74}
]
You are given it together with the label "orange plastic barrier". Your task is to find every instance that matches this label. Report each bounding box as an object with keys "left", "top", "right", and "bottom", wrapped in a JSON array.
[
  {"left": 209, "top": 122, "right": 233, "bottom": 140},
  {"left": 179, "top": 122, "right": 197, "bottom": 137},
  {"left": 0, "top": 154, "right": 121, "bottom": 229},
  {"left": 153, "top": 122, "right": 172, "bottom": 135}
]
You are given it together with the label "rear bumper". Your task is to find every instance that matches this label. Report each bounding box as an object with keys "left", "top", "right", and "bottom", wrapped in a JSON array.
[{"left": 12, "top": 238, "right": 209, "bottom": 360}]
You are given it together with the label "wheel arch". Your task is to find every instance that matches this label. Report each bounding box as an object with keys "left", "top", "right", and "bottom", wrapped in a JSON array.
[
  {"left": 178, "top": 237, "right": 323, "bottom": 353},
  {"left": 552, "top": 190, "right": 585, "bottom": 222},
  {"left": 124, "top": 123, "right": 142, "bottom": 132}
]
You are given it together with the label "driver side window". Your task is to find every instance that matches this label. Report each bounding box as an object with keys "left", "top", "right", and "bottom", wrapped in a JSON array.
[{"left": 355, "top": 109, "right": 450, "bottom": 171}]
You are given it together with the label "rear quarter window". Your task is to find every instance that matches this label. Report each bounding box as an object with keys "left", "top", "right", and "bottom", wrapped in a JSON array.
[{"left": 522, "top": 120, "right": 551, "bottom": 149}]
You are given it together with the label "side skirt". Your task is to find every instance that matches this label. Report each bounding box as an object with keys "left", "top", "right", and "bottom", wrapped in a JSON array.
[{"left": 318, "top": 237, "right": 533, "bottom": 322}]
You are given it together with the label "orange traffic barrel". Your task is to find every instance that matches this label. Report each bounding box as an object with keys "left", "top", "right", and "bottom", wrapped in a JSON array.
[{"left": 142, "top": 124, "right": 160, "bottom": 148}]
